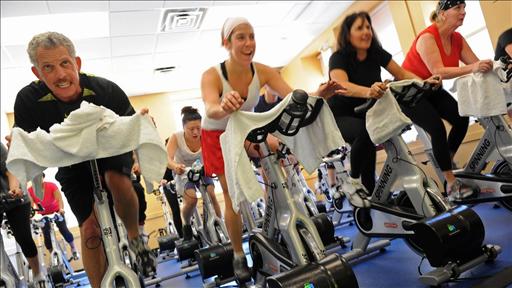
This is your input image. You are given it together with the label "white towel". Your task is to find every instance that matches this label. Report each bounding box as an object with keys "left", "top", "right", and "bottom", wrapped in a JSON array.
[
  {"left": 220, "top": 94, "right": 344, "bottom": 213},
  {"left": 6, "top": 102, "right": 167, "bottom": 194},
  {"left": 365, "top": 80, "right": 415, "bottom": 145},
  {"left": 451, "top": 61, "right": 508, "bottom": 117}
]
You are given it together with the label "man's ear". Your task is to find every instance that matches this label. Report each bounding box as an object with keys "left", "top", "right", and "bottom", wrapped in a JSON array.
[
  {"left": 75, "top": 56, "right": 82, "bottom": 71},
  {"left": 31, "top": 66, "right": 41, "bottom": 80}
]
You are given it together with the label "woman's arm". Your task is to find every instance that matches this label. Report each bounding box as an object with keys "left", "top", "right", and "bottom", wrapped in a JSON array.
[
  {"left": 201, "top": 68, "right": 230, "bottom": 119},
  {"left": 329, "top": 69, "right": 374, "bottom": 98},
  {"left": 257, "top": 63, "right": 293, "bottom": 98},
  {"left": 386, "top": 59, "right": 420, "bottom": 80},
  {"left": 166, "top": 134, "right": 179, "bottom": 171},
  {"left": 5, "top": 170, "right": 22, "bottom": 198}
]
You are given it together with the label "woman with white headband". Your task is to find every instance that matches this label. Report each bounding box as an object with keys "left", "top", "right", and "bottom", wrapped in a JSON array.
[{"left": 200, "top": 17, "right": 340, "bottom": 284}]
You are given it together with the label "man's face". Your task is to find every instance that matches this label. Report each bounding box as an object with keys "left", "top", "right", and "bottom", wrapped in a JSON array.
[{"left": 31, "top": 46, "right": 82, "bottom": 102}]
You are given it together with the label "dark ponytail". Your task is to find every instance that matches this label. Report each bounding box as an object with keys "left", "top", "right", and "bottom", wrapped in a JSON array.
[{"left": 181, "top": 106, "right": 201, "bottom": 126}]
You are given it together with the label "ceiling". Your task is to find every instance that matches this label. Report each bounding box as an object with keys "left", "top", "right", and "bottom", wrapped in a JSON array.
[{"left": 1, "top": 1, "right": 353, "bottom": 113}]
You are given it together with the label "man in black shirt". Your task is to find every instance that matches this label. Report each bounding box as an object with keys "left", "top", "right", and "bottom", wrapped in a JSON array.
[{"left": 11, "top": 32, "right": 156, "bottom": 286}]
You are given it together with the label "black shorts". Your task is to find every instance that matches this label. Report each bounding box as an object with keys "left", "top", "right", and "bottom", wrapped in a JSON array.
[{"left": 55, "top": 152, "right": 134, "bottom": 226}]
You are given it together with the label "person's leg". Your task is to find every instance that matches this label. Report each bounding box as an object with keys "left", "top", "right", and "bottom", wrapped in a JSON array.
[
  {"left": 204, "top": 179, "right": 222, "bottom": 218},
  {"left": 105, "top": 171, "right": 139, "bottom": 240},
  {"left": 163, "top": 184, "right": 183, "bottom": 238},
  {"left": 218, "top": 174, "right": 251, "bottom": 281},
  {"left": 80, "top": 212, "right": 107, "bottom": 288},
  {"left": 132, "top": 181, "right": 147, "bottom": 226},
  {"left": 42, "top": 220, "right": 53, "bottom": 252},
  {"left": 401, "top": 98, "right": 452, "bottom": 174},
  {"left": 181, "top": 186, "right": 198, "bottom": 241},
  {"left": 7, "top": 203, "right": 42, "bottom": 277},
  {"left": 430, "top": 89, "right": 469, "bottom": 161},
  {"left": 55, "top": 218, "right": 78, "bottom": 255},
  {"left": 335, "top": 115, "right": 375, "bottom": 191}
]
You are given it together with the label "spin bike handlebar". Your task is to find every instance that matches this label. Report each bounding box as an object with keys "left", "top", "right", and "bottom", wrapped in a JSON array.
[
  {"left": 354, "top": 79, "right": 438, "bottom": 114},
  {"left": 0, "top": 195, "right": 24, "bottom": 213},
  {"left": 246, "top": 89, "right": 324, "bottom": 143},
  {"left": 32, "top": 212, "right": 64, "bottom": 227}
]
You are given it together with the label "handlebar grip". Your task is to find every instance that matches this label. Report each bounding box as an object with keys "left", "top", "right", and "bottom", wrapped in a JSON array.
[{"left": 354, "top": 99, "right": 377, "bottom": 114}]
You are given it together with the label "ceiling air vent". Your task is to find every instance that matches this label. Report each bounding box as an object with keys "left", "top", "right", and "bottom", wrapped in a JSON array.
[
  {"left": 154, "top": 66, "right": 176, "bottom": 73},
  {"left": 159, "top": 7, "right": 207, "bottom": 32}
]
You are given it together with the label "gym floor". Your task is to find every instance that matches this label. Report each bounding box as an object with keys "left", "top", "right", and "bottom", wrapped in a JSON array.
[{"left": 68, "top": 202, "right": 512, "bottom": 288}]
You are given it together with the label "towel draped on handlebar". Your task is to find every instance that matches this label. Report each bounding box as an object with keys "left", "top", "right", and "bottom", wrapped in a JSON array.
[
  {"left": 6, "top": 102, "right": 167, "bottom": 196},
  {"left": 220, "top": 94, "right": 344, "bottom": 213}
]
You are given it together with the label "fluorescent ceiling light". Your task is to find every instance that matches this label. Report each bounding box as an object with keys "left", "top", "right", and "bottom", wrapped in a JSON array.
[{"left": 1, "top": 12, "right": 109, "bottom": 46}]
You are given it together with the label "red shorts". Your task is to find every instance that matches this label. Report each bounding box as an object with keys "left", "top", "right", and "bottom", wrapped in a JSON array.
[{"left": 201, "top": 129, "right": 225, "bottom": 177}]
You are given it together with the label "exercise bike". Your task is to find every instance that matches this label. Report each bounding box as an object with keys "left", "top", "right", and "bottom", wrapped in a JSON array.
[
  {"left": 32, "top": 212, "right": 79, "bottom": 287},
  {"left": 151, "top": 182, "right": 179, "bottom": 262},
  {"left": 416, "top": 56, "right": 512, "bottom": 210},
  {"left": 0, "top": 196, "right": 31, "bottom": 288},
  {"left": 246, "top": 90, "right": 358, "bottom": 288},
  {"left": 88, "top": 160, "right": 145, "bottom": 288},
  {"left": 317, "top": 147, "right": 355, "bottom": 227},
  {"left": 341, "top": 80, "right": 500, "bottom": 286}
]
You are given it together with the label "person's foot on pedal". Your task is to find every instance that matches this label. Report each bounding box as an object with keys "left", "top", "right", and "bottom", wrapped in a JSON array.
[
  {"left": 129, "top": 235, "right": 157, "bottom": 277},
  {"left": 71, "top": 250, "right": 80, "bottom": 261},
  {"left": 332, "top": 191, "right": 344, "bottom": 212},
  {"left": 182, "top": 224, "right": 193, "bottom": 241},
  {"left": 447, "top": 179, "right": 479, "bottom": 202},
  {"left": 233, "top": 254, "right": 251, "bottom": 285},
  {"left": 342, "top": 177, "right": 370, "bottom": 208}
]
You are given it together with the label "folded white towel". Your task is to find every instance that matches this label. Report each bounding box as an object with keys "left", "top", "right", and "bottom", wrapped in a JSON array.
[
  {"left": 7, "top": 102, "right": 167, "bottom": 194},
  {"left": 451, "top": 61, "right": 508, "bottom": 117},
  {"left": 50, "top": 102, "right": 118, "bottom": 158},
  {"left": 365, "top": 80, "right": 415, "bottom": 145},
  {"left": 220, "top": 94, "right": 344, "bottom": 213}
]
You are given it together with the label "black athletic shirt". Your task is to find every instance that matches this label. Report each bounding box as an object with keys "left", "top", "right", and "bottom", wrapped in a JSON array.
[
  {"left": 14, "top": 73, "right": 135, "bottom": 133},
  {"left": 495, "top": 28, "right": 512, "bottom": 61},
  {"left": 254, "top": 95, "right": 282, "bottom": 113},
  {"left": 327, "top": 47, "right": 392, "bottom": 116}
]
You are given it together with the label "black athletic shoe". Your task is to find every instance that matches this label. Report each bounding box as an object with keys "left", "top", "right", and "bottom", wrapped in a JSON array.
[
  {"left": 129, "top": 235, "right": 157, "bottom": 277},
  {"left": 182, "top": 224, "right": 193, "bottom": 241},
  {"left": 233, "top": 255, "right": 252, "bottom": 285}
]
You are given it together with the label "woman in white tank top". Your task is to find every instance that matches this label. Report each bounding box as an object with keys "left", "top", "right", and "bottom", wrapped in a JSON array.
[
  {"left": 166, "top": 106, "right": 222, "bottom": 241},
  {"left": 200, "top": 17, "right": 342, "bottom": 283}
]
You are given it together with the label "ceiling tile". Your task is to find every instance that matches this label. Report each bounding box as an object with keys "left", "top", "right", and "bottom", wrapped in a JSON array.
[
  {"left": 110, "top": 10, "right": 162, "bottom": 37},
  {"left": 111, "top": 35, "right": 156, "bottom": 57},
  {"left": 74, "top": 38, "right": 111, "bottom": 60},
  {"left": 155, "top": 31, "right": 200, "bottom": 53},
  {"left": 80, "top": 58, "right": 112, "bottom": 78},
  {"left": 4, "top": 45, "right": 32, "bottom": 67},
  {"left": 199, "top": 5, "right": 254, "bottom": 30},
  {"left": 47, "top": 1, "right": 109, "bottom": 14},
  {"left": 213, "top": 1, "right": 258, "bottom": 6},
  {"left": 1, "top": 1, "right": 49, "bottom": 18},
  {"left": 163, "top": 1, "right": 213, "bottom": 9},
  {"left": 111, "top": 54, "right": 154, "bottom": 73},
  {"left": 109, "top": 1, "right": 164, "bottom": 12}
]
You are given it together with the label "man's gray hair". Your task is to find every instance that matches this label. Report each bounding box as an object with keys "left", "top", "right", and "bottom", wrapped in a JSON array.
[{"left": 27, "top": 32, "right": 76, "bottom": 67}]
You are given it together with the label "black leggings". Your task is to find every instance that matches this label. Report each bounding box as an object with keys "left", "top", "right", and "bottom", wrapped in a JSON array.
[
  {"left": 163, "top": 184, "right": 183, "bottom": 238},
  {"left": 400, "top": 88, "right": 469, "bottom": 171},
  {"left": 42, "top": 217, "right": 74, "bottom": 251},
  {"left": 1, "top": 202, "right": 37, "bottom": 258},
  {"left": 334, "top": 115, "right": 376, "bottom": 193}
]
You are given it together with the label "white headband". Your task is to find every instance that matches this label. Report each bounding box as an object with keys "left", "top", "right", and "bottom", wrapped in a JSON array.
[{"left": 221, "top": 17, "right": 250, "bottom": 45}]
